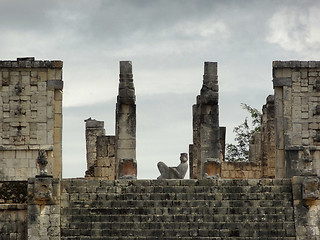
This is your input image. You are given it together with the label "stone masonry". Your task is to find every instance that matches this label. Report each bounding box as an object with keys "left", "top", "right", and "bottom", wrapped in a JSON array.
[
  {"left": 273, "top": 61, "right": 320, "bottom": 178},
  {"left": 60, "top": 179, "right": 296, "bottom": 240},
  {"left": 190, "top": 62, "right": 221, "bottom": 179},
  {"left": 84, "top": 119, "right": 116, "bottom": 179},
  {"left": 0, "top": 57, "right": 63, "bottom": 180}
]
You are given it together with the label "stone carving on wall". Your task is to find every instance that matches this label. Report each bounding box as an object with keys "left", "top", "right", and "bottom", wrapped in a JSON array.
[
  {"left": 37, "top": 150, "right": 48, "bottom": 176},
  {"left": 157, "top": 153, "right": 188, "bottom": 179}
]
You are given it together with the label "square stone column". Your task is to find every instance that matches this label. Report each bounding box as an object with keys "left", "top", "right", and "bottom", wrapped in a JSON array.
[
  {"left": 115, "top": 61, "right": 137, "bottom": 179},
  {"left": 190, "top": 62, "right": 221, "bottom": 179}
]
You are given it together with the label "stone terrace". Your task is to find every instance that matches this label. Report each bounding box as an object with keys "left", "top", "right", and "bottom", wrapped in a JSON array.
[{"left": 60, "top": 179, "right": 295, "bottom": 240}]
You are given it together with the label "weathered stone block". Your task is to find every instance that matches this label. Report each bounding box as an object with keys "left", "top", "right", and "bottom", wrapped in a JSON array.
[{"left": 302, "top": 176, "right": 320, "bottom": 201}]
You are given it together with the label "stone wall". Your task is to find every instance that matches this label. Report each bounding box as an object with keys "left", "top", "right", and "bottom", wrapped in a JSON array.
[
  {"left": 0, "top": 181, "right": 28, "bottom": 240},
  {"left": 221, "top": 162, "right": 262, "bottom": 179},
  {"left": 84, "top": 119, "right": 116, "bottom": 179},
  {"left": 60, "top": 179, "right": 296, "bottom": 239},
  {"left": 0, "top": 57, "right": 63, "bottom": 180},
  {"left": 273, "top": 61, "right": 320, "bottom": 178}
]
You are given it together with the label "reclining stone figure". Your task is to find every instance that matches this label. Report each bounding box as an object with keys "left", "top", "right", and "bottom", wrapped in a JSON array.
[{"left": 157, "top": 153, "right": 188, "bottom": 180}]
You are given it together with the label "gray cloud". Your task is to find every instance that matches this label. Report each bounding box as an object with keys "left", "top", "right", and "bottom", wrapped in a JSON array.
[{"left": 0, "top": 0, "right": 317, "bottom": 178}]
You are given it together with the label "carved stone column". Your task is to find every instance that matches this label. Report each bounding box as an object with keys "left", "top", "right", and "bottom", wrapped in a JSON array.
[
  {"left": 115, "top": 61, "right": 137, "bottom": 179},
  {"left": 190, "top": 62, "right": 221, "bottom": 179}
]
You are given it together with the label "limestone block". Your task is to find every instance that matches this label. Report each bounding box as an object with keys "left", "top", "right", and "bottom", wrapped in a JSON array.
[
  {"left": 309, "top": 71, "right": 318, "bottom": 77},
  {"left": 302, "top": 105, "right": 309, "bottom": 112},
  {"left": 54, "top": 113, "right": 62, "bottom": 128},
  {"left": 37, "top": 95, "right": 47, "bottom": 107},
  {"left": 37, "top": 130, "right": 47, "bottom": 144},
  {"left": 30, "top": 86, "right": 38, "bottom": 92},
  {"left": 47, "top": 130, "right": 54, "bottom": 145},
  {"left": 54, "top": 128, "right": 62, "bottom": 144},
  {"left": 301, "top": 70, "right": 308, "bottom": 79},
  {"left": 47, "top": 106, "right": 54, "bottom": 119},
  {"left": 2, "top": 86, "right": 9, "bottom": 92},
  {"left": 273, "top": 68, "right": 292, "bottom": 78},
  {"left": 30, "top": 93, "right": 38, "bottom": 104},
  {"left": 48, "top": 69, "right": 55, "bottom": 80},
  {"left": 47, "top": 80, "right": 63, "bottom": 90},
  {"left": 2, "top": 92, "right": 9, "bottom": 103},
  {"left": 46, "top": 91, "right": 54, "bottom": 106},
  {"left": 38, "top": 82, "right": 47, "bottom": 92},
  {"left": 302, "top": 112, "right": 309, "bottom": 119},
  {"left": 283, "top": 102, "right": 292, "bottom": 117},
  {"left": 28, "top": 158, "right": 37, "bottom": 168},
  {"left": 117, "top": 149, "right": 136, "bottom": 160},
  {"left": 54, "top": 90, "right": 62, "bottom": 101},
  {"left": 302, "top": 138, "right": 309, "bottom": 145},
  {"left": 54, "top": 100, "right": 62, "bottom": 114},
  {"left": 55, "top": 69, "right": 62, "bottom": 80},
  {"left": 302, "top": 176, "right": 320, "bottom": 200},
  {"left": 38, "top": 71, "right": 48, "bottom": 82},
  {"left": 117, "top": 139, "right": 136, "bottom": 149}
]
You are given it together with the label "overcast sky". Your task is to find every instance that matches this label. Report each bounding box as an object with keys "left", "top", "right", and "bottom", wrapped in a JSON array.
[{"left": 1, "top": 0, "right": 319, "bottom": 179}]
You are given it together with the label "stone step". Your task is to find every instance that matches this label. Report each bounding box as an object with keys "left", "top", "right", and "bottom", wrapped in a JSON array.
[
  {"left": 60, "top": 179, "right": 295, "bottom": 239},
  {"left": 66, "top": 199, "right": 293, "bottom": 210},
  {"left": 61, "top": 228, "right": 296, "bottom": 238},
  {"left": 62, "top": 206, "right": 293, "bottom": 216},
  {"left": 61, "top": 179, "right": 292, "bottom": 193},
  {"left": 66, "top": 213, "right": 294, "bottom": 223},
  {"left": 63, "top": 184, "right": 292, "bottom": 194},
  {"left": 66, "top": 191, "right": 293, "bottom": 201},
  {"left": 64, "top": 221, "right": 295, "bottom": 230}
]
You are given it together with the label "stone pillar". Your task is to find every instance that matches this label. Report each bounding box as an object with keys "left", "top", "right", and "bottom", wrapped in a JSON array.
[
  {"left": 0, "top": 57, "right": 63, "bottom": 180},
  {"left": 84, "top": 119, "right": 105, "bottom": 177},
  {"left": 261, "top": 95, "right": 276, "bottom": 178},
  {"left": 220, "top": 126, "right": 226, "bottom": 162},
  {"left": 248, "top": 131, "right": 262, "bottom": 163},
  {"left": 115, "top": 61, "right": 137, "bottom": 179},
  {"left": 190, "top": 62, "right": 220, "bottom": 179},
  {"left": 27, "top": 176, "right": 60, "bottom": 240}
]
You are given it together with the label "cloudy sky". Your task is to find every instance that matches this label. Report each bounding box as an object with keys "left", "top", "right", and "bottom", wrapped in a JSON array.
[{"left": 1, "top": 0, "right": 319, "bottom": 179}]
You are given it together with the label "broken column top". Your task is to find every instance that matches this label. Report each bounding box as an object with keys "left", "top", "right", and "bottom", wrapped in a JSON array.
[
  {"left": 120, "top": 61, "right": 132, "bottom": 74},
  {"left": 204, "top": 62, "right": 217, "bottom": 75},
  {"left": 200, "top": 61, "right": 218, "bottom": 104},
  {"left": 118, "top": 61, "right": 135, "bottom": 104},
  {"left": 84, "top": 118, "right": 104, "bottom": 129}
]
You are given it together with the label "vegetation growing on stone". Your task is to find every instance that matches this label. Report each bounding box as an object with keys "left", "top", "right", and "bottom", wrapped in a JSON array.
[{"left": 225, "top": 103, "right": 262, "bottom": 162}]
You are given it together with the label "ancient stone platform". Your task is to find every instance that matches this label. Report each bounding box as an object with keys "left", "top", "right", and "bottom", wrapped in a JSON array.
[{"left": 60, "top": 179, "right": 295, "bottom": 239}]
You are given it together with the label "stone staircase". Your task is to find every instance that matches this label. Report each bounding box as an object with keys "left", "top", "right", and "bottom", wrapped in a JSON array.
[{"left": 60, "top": 179, "right": 296, "bottom": 239}]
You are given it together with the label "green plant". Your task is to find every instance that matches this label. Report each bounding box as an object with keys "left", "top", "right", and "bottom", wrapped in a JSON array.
[{"left": 225, "top": 103, "right": 262, "bottom": 162}]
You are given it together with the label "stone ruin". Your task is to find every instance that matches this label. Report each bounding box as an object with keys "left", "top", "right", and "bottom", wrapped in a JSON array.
[
  {"left": 84, "top": 61, "right": 136, "bottom": 180},
  {"left": 0, "top": 57, "right": 320, "bottom": 239}
]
